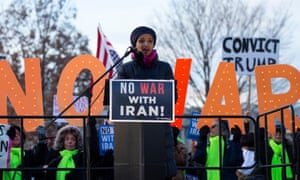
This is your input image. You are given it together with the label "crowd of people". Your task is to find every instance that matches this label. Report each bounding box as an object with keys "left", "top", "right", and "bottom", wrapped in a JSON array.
[
  {"left": 1, "top": 25, "right": 298, "bottom": 180},
  {"left": 171, "top": 118, "right": 297, "bottom": 180},
  {"left": 1, "top": 116, "right": 298, "bottom": 180},
  {"left": 0, "top": 117, "right": 114, "bottom": 180}
]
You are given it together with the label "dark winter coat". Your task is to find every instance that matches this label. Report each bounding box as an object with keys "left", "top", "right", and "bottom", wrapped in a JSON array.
[
  {"left": 193, "top": 137, "right": 243, "bottom": 180},
  {"left": 45, "top": 120, "right": 100, "bottom": 180},
  {"left": 117, "top": 55, "right": 177, "bottom": 177},
  {"left": 45, "top": 151, "right": 85, "bottom": 180},
  {"left": 222, "top": 140, "right": 244, "bottom": 180},
  {"left": 30, "top": 144, "right": 59, "bottom": 180}
]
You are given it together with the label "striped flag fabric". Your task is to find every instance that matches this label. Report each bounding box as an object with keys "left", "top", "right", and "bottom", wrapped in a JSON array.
[{"left": 96, "top": 25, "right": 121, "bottom": 79}]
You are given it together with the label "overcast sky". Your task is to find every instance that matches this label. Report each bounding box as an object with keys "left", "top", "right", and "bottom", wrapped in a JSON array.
[
  {"left": 74, "top": 0, "right": 169, "bottom": 57},
  {"left": 1, "top": 0, "right": 299, "bottom": 69},
  {"left": 73, "top": 0, "right": 300, "bottom": 69}
]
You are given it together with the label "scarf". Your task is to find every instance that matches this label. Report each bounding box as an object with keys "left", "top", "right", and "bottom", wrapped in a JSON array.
[
  {"left": 269, "top": 139, "right": 293, "bottom": 180},
  {"left": 131, "top": 49, "right": 157, "bottom": 67},
  {"left": 206, "top": 136, "right": 224, "bottom": 180},
  {"left": 57, "top": 149, "right": 79, "bottom": 180},
  {"left": 3, "top": 147, "right": 22, "bottom": 180},
  {"left": 143, "top": 50, "right": 157, "bottom": 67}
]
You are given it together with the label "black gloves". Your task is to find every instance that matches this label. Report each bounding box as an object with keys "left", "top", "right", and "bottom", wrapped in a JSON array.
[
  {"left": 199, "top": 125, "right": 210, "bottom": 141},
  {"left": 172, "top": 127, "right": 180, "bottom": 147},
  {"left": 231, "top": 125, "right": 241, "bottom": 142}
]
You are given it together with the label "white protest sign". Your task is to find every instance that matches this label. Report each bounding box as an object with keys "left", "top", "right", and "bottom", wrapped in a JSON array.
[
  {"left": 222, "top": 37, "right": 280, "bottom": 75},
  {"left": 0, "top": 124, "right": 10, "bottom": 168},
  {"left": 53, "top": 94, "right": 89, "bottom": 123}
]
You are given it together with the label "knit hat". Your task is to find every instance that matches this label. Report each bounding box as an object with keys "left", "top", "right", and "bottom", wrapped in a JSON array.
[
  {"left": 275, "top": 118, "right": 286, "bottom": 134},
  {"left": 130, "top": 26, "right": 156, "bottom": 47}
]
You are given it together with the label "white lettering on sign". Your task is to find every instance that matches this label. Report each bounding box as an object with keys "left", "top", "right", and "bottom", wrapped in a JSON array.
[{"left": 120, "top": 105, "right": 164, "bottom": 117}]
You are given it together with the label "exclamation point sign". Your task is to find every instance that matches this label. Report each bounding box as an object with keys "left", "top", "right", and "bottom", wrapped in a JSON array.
[{"left": 160, "top": 106, "right": 164, "bottom": 116}]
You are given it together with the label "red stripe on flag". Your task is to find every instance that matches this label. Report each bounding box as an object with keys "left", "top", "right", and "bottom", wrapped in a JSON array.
[{"left": 96, "top": 25, "right": 121, "bottom": 79}]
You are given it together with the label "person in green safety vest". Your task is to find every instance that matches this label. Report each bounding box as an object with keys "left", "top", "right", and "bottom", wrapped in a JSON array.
[
  {"left": 268, "top": 123, "right": 294, "bottom": 180},
  {"left": 2, "top": 124, "right": 32, "bottom": 180},
  {"left": 205, "top": 119, "right": 229, "bottom": 180}
]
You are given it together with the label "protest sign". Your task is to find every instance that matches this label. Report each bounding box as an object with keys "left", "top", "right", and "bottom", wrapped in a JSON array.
[
  {"left": 187, "top": 112, "right": 201, "bottom": 140},
  {"left": 109, "top": 80, "right": 175, "bottom": 122},
  {"left": 0, "top": 124, "right": 10, "bottom": 168},
  {"left": 98, "top": 125, "right": 114, "bottom": 156},
  {"left": 222, "top": 37, "right": 279, "bottom": 75}
]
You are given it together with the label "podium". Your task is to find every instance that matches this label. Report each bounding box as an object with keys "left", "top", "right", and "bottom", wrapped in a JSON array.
[
  {"left": 114, "top": 123, "right": 166, "bottom": 179},
  {"left": 107, "top": 80, "right": 175, "bottom": 180}
]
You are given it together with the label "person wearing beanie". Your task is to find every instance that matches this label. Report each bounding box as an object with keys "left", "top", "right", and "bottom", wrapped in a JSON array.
[
  {"left": 117, "top": 26, "right": 177, "bottom": 179},
  {"left": 268, "top": 123, "right": 294, "bottom": 180}
]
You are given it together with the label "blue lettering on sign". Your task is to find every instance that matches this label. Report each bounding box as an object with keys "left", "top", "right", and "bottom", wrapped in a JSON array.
[
  {"left": 98, "top": 125, "right": 114, "bottom": 156},
  {"left": 187, "top": 111, "right": 201, "bottom": 140}
]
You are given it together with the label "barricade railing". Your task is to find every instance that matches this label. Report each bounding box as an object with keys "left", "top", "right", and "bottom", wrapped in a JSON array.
[
  {"left": 0, "top": 105, "right": 298, "bottom": 180},
  {"left": 176, "top": 114, "right": 257, "bottom": 180},
  {"left": 256, "top": 104, "right": 296, "bottom": 180}
]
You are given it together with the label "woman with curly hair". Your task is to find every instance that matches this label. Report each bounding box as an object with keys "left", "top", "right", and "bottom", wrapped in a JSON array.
[{"left": 44, "top": 125, "right": 85, "bottom": 180}]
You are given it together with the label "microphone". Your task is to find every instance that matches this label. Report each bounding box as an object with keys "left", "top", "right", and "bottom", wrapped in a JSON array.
[{"left": 129, "top": 46, "right": 144, "bottom": 60}]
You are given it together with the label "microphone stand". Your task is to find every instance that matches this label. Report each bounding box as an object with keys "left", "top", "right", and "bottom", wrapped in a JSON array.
[
  {"left": 86, "top": 89, "right": 92, "bottom": 180},
  {"left": 46, "top": 46, "right": 133, "bottom": 180}
]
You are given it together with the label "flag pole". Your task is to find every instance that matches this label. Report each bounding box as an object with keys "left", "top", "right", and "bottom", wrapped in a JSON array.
[{"left": 247, "top": 75, "right": 251, "bottom": 112}]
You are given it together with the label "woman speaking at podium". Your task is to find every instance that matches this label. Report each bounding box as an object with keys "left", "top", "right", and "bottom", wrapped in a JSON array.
[{"left": 117, "top": 26, "right": 177, "bottom": 179}]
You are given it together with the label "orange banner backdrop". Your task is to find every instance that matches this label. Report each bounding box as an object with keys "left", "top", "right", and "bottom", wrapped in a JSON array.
[
  {"left": 57, "top": 55, "right": 107, "bottom": 127},
  {"left": 0, "top": 58, "right": 44, "bottom": 131},
  {"left": 197, "top": 62, "right": 244, "bottom": 131},
  {"left": 255, "top": 64, "right": 300, "bottom": 134},
  {"left": 172, "top": 59, "right": 192, "bottom": 129}
]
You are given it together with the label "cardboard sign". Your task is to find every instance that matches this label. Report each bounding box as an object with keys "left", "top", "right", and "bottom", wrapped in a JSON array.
[
  {"left": 222, "top": 37, "right": 279, "bottom": 75},
  {"left": 109, "top": 80, "right": 175, "bottom": 122},
  {"left": 98, "top": 125, "right": 114, "bottom": 156}
]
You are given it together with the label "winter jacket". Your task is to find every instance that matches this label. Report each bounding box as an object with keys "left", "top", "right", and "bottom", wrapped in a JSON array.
[
  {"left": 223, "top": 140, "right": 244, "bottom": 180},
  {"left": 45, "top": 151, "right": 85, "bottom": 180},
  {"left": 117, "top": 54, "right": 177, "bottom": 177}
]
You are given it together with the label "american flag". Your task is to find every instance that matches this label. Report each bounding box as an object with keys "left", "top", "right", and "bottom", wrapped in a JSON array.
[{"left": 96, "top": 25, "right": 121, "bottom": 79}]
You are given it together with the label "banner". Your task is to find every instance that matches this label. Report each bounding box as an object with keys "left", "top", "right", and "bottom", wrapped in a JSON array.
[{"left": 109, "top": 80, "right": 175, "bottom": 122}]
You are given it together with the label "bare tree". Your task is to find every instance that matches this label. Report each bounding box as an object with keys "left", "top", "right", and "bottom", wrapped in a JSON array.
[
  {"left": 151, "top": 0, "right": 292, "bottom": 109},
  {"left": 0, "top": 0, "right": 91, "bottom": 116}
]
